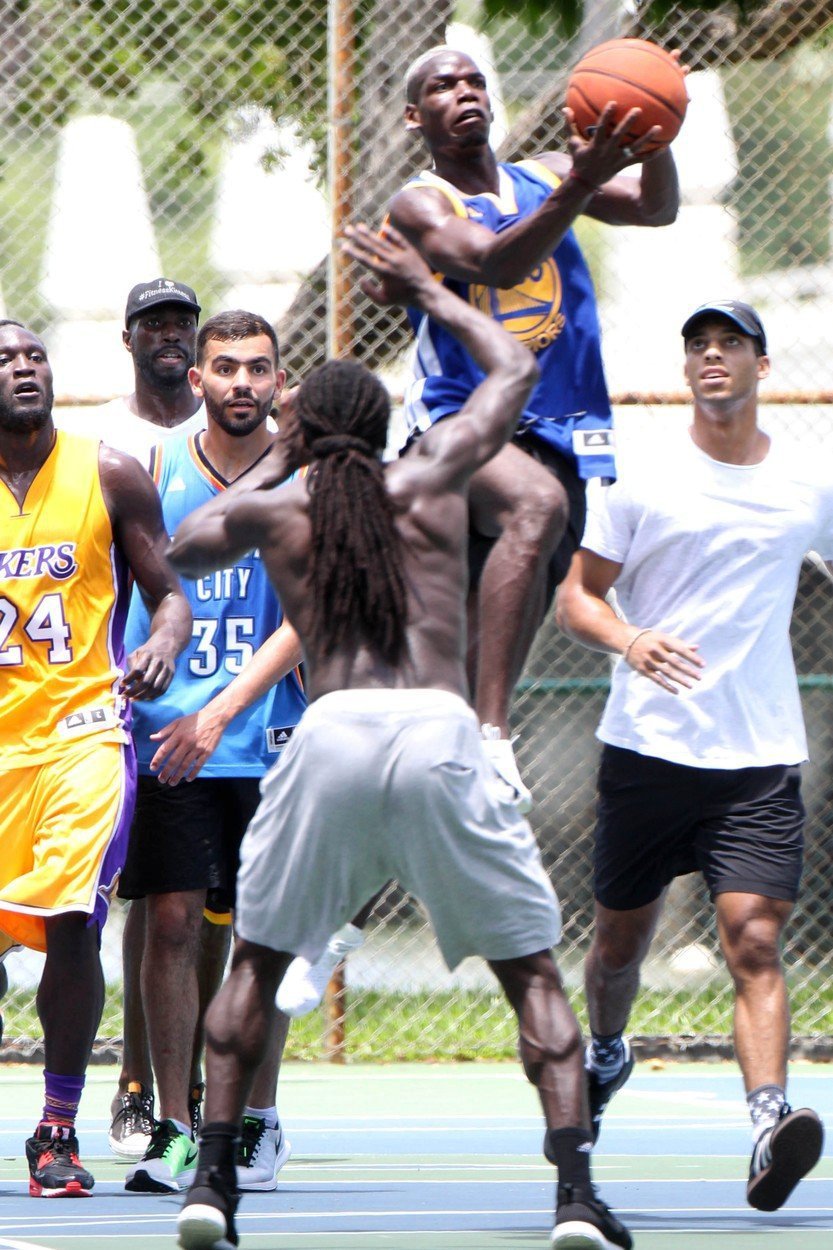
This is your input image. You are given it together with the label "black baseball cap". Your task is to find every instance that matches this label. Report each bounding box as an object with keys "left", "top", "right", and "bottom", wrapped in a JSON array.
[
  {"left": 125, "top": 278, "right": 201, "bottom": 328},
  {"left": 681, "top": 300, "right": 767, "bottom": 355}
]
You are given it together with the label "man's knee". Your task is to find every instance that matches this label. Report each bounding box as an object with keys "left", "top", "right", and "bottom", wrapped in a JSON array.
[
  {"left": 591, "top": 909, "right": 656, "bottom": 976},
  {"left": 718, "top": 894, "right": 792, "bottom": 985},
  {"left": 146, "top": 891, "right": 204, "bottom": 953},
  {"left": 509, "top": 476, "right": 569, "bottom": 551},
  {"left": 722, "top": 914, "right": 784, "bottom": 984},
  {"left": 471, "top": 461, "right": 569, "bottom": 551}
]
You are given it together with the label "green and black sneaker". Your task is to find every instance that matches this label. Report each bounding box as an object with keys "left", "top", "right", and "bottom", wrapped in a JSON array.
[{"left": 125, "top": 1118, "right": 197, "bottom": 1193}]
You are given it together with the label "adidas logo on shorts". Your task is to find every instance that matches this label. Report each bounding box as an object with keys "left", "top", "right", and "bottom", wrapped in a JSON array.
[{"left": 267, "top": 726, "right": 295, "bottom": 752}]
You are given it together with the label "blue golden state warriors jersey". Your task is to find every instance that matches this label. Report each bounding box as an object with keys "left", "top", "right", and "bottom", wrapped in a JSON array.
[
  {"left": 125, "top": 432, "right": 306, "bottom": 777},
  {"left": 403, "top": 160, "right": 615, "bottom": 481}
]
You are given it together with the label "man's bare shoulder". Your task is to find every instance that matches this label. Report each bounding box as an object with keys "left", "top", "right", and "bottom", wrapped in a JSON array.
[
  {"left": 94, "top": 442, "right": 166, "bottom": 541},
  {"left": 229, "top": 474, "right": 309, "bottom": 531},
  {"left": 389, "top": 182, "right": 458, "bottom": 233},
  {"left": 385, "top": 443, "right": 470, "bottom": 540},
  {"left": 97, "top": 441, "right": 152, "bottom": 487}
]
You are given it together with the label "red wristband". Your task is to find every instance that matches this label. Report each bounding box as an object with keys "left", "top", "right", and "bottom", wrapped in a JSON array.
[{"left": 568, "top": 167, "right": 598, "bottom": 193}]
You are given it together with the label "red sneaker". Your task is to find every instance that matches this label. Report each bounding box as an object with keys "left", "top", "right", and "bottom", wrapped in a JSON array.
[{"left": 25, "top": 1123, "right": 94, "bottom": 1197}]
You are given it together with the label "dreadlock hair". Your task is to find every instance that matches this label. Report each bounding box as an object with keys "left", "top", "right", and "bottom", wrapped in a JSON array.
[{"left": 295, "top": 358, "right": 408, "bottom": 666}]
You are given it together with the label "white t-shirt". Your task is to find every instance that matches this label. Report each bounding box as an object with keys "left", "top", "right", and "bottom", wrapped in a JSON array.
[
  {"left": 56, "top": 397, "right": 206, "bottom": 469},
  {"left": 583, "top": 428, "right": 833, "bottom": 769}
]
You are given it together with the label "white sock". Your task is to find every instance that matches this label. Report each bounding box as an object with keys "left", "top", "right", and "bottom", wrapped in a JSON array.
[
  {"left": 245, "top": 1104, "right": 278, "bottom": 1130},
  {"left": 276, "top": 923, "right": 365, "bottom": 1018}
]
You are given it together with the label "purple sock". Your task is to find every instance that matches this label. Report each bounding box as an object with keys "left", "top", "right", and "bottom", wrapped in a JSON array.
[{"left": 42, "top": 1070, "right": 85, "bottom": 1126}]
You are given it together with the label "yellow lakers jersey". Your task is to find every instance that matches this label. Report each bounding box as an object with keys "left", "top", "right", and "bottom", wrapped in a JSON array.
[{"left": 0, "top": 431, "right": 129, "bottom": 767}]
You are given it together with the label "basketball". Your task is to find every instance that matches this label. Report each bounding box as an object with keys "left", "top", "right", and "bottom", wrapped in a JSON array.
[{"left": 565, "top": 38, "right": 688, "bottom": 153}]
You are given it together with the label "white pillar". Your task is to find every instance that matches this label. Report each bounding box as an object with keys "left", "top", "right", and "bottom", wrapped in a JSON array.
[
  {"left": 211, "top": 109, "right": 329, "bottom": 324},
  {"left": 42, "top": 115, "right": 161, "bottom": 398},
  {"left": 598, "top": 69, "right": 739, "bottom": 395}
]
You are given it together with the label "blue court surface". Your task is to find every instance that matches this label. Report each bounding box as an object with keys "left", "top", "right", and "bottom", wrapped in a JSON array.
[{"left": 0, "top": 1061, "right": 830, "bottom": 1249}]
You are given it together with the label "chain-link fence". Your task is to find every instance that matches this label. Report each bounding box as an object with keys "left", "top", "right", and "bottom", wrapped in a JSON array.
[{"left": 2, "top": 1, "right": 833, "bottom": 1060}]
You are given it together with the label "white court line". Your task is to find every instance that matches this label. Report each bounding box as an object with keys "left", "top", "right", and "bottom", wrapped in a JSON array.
[
  {"left": 4, "top": 1204, "right": 832, "bottom": 1235},
  {"left": 0, "top": 1230, "right": 825, "bottom": 1240},
  {"left": 51, "top": 1174, "right": 827, "bottom": 1188},
  {"left": 0, "top": 1240, "right": 60, "bottom": 1250}
]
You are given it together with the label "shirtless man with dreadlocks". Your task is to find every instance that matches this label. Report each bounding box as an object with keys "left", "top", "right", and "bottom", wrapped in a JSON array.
[{"left": 169, "top": 225, "right": 632, "bottom": 1250}]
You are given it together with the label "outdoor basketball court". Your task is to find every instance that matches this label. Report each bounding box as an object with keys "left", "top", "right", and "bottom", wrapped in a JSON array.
[{"left": 1, "top": 1061, "right": 830, "bottom": 1249}]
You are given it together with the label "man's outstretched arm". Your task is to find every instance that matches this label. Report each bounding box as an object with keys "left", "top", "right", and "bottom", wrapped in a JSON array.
[
  {"left": 343, "top": 223, "right": 538, "bottom": 475},
  {"left": 390, "top": 105, "right": 675, "bottom": 290}
]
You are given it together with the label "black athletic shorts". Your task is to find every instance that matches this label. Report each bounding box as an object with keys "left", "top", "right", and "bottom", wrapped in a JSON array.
[
  {"left": 468, "top": 435, "right": 587, "bottom": 607},
  {"left": 594, "top": 745, "right": 805, "bottom": 910},
  {"left": 118, "top": 775, "right": 261, "bottom": 912}
]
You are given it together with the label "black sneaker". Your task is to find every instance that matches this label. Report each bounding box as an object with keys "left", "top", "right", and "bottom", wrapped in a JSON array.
[
  {"left": 177, "top": 1164, "right": 240, "bottom": 1250},
  {"left": 747, "top": 1104, "right": 824, "bottom": 1211},
  {"left": 109, "top": 1082, "right": 156, "bottom": 1160},
  {"left": 189, "top": 1082, "right": 205, "bottom": 1140},
  {"left": 552, "top": 1182, "right": 632, "bottom": 1249},
  {"left": 586, "top": 1040, "right": 634, "bottom": 1145},
  {"left": 26, "top": 1123, "right": 94, "bottom": 1198}
]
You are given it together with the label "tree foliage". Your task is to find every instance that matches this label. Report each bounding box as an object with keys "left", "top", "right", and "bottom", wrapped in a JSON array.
[
  {"left": 481, "top": 0, "right": 769, "bottom": 37},
  {"left": 1, "top": 2, "right": 312, "bottom": 136}
]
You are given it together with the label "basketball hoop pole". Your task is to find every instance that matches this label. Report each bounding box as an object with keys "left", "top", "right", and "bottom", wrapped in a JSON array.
[
  {"left": 323, "top": 0, "right": 355, "bottom": 1064},
  {"left": 327, "top": 0, "right": 356, "bottom": 362}
]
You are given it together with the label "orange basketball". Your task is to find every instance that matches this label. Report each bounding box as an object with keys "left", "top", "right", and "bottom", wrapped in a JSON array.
[{"left": 565, "top": 38, "right": 688, "bottom": 153}]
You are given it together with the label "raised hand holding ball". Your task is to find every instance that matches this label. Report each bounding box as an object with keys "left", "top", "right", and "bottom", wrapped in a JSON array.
[{"left": 566, "top": 39, "right": 688, "bottom": 156}]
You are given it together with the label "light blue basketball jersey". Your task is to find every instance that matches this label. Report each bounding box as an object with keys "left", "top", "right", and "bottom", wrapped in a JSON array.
[
  {"left": 125, "top": 431, "right": 307, "bottom": 777},
  {"left": 403, "top": 160, "right": 615, "bottom": 481}
]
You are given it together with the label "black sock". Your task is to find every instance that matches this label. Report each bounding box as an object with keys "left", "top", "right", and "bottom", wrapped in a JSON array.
[
  {"left": 197, "top": 1121, "right": 239, "bottom": 1175},
  {"left": 544, "top": 1126, "right": 593, "bottom": 1191}
]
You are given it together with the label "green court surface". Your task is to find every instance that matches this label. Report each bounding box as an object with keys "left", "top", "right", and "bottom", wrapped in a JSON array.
[{"left": 1, "top": 1062, "right": 830, "bottom": 1249}]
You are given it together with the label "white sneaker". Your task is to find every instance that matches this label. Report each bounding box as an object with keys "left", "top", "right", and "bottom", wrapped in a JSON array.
[
  {"left": 235, "top": 1116, "right": 291, "bottom": 1192},
  {"left": 480, "top": 724, "right": 532, "bottom": 813},
  {"left": 108, "top": 1082, "right": 155, "bottom": 1160},
  {"left": 125, "top": 1119, "right": 197, "bottom": 1193},
  {"left": 276, "top": 923, "right": 365, "bottom": 1018}
]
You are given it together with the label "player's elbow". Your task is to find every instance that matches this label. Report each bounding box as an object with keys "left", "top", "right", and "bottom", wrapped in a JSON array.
[
  {"left": 167, "top": 524, "right": 209, "bottom": 578},
  {"left": 645, "top": 201, "right": 678, "bottom": 227},
  {"left": 500, "top": 347, "right": 539, "bottom": 415},
  {"left": 514, "top": 346, "right": 540, "bottom": 392},
  {"left": 166, "top": 542, "right": 199, "bottom": 579},
  {"left": 638, "top": 186, "right": 680, "bottom": 227},
  {"left": 554, "top": 579, "right": 580, "bottom": 637}
]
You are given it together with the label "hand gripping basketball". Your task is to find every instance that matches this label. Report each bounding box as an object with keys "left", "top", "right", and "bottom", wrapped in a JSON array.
[{"left": 566, "top": 38, "right": 688, "bottom": 155}]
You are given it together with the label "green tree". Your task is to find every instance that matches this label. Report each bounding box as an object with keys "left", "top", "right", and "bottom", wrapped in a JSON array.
[{"left": 1, "top": 1, "right": 830, "bottom": 341}]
